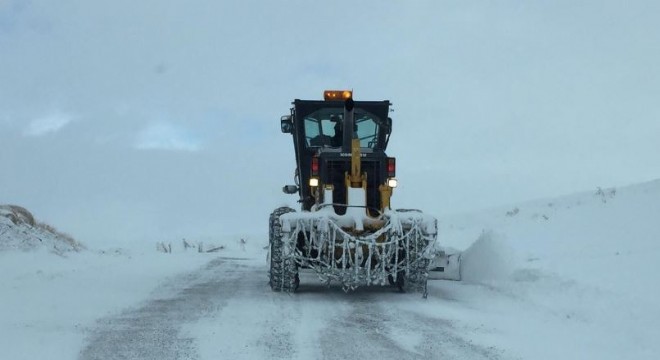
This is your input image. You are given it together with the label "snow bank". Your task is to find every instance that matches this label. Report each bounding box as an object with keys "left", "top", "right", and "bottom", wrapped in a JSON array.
[{"left": 432, "top": 179, "right": 660, "bottom": 359}]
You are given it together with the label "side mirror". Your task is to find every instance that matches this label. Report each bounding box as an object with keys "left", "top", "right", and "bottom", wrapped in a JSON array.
[
  {"left": 386, "top": 117, "right": 392, "bottom": 135},
  {"left": 281, "top": 115, "right": 293, "bottom": 133},
  {"left": 282, "top": 185, "right": 298, "bottom": 194}
]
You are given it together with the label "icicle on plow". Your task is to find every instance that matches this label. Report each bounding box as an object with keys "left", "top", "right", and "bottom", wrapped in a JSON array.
[{"left": 274, "top": 206, "right": 460, "bottom": 296}]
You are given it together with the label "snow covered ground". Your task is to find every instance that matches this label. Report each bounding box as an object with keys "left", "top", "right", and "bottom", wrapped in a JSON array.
[
  {"left": 1, "top": 179, "right": 659, "bottom": 359},
  {"left": 434, "top": 179, "right": 660, "bottom": 359},
  {"left": 0, "top": 234, "right": 254, "bottom": 360}
]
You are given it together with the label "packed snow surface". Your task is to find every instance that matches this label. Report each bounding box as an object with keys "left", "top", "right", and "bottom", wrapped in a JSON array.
[{"left": 1, "top": 180, "right": 659, "bottom": 359}]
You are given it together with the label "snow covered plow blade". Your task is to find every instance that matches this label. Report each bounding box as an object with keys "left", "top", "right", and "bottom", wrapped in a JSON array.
[
  {"left": 270, "top": 207, "right": 437, "bottom": 293},
  {"left": 270, "top": 90, "right": 461, "bottom": 295}
]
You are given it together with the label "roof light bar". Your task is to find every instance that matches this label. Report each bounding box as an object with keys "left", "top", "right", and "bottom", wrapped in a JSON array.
[{"left": 324, "top": 90, "right": 352, "bottom": 101}]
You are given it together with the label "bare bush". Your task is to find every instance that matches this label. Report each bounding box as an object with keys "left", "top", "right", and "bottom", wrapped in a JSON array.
[
  {"left": 157, "top": 242, "right": 172, "bottom": 253},
  {"left": 0, "top": 205, "right": 36, "bottom": 226},
  {"left": 505, "top": 207, "right": 520, "bottom": 217},
  {"left": 183, "top": 238, "right": 192, "bottom": 250},
  {"left": 9, "top": 205, "right": 36, "bottom": 226},
  {"left": 35, "top": 221, "right": 85, "bottom": 251},
  {"left": 595, "top": 187, "right": 617, "bottom": 203}
]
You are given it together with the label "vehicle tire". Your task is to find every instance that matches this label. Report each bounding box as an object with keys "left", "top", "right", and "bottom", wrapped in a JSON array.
[
  {"left": 269, "top": 207, "right": 298, "bottom": 292},
  {"left": 404, "top": 258, "right": 430, "bottom": 292}
]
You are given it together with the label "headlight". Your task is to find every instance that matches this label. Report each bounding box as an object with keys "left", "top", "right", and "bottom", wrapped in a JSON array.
[
  {"left": 387, "top": 178, "right": 398, "bottom": 188},
  {"left": 309, "top": 178, "right": 319, "bottom": 187}
]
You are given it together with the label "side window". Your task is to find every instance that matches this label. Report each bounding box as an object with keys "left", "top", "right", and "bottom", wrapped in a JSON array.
[
  {"left": 304, "top": 118, "right": 320, "bottom": 145},
  {"left": 355, "top": 115, "right": 379, "bottom": 148}
]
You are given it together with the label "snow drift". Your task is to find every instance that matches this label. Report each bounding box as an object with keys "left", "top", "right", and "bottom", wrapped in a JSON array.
[{"left": 434, "top": 179, "right": 660, "bottom": 359}]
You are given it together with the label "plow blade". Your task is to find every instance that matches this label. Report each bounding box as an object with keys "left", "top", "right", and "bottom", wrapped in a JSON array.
[
  {"left": 428, "top": 249, "right": 462, "bottom": 281},
  {"left": 270, "top": 207, "right": 438, "bottom": 294}
]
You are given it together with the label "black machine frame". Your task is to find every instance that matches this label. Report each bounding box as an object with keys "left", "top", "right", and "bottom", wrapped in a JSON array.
[{"left": 281, "top": 98, "right": 394, "bottom": 212}]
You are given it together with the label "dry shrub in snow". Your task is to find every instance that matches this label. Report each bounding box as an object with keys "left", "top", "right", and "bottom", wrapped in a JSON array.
[
  {"left": 35, "top": 221, "right": 85, "bottom": 251},
  {"left": 1, "top": 205, "right": 36, "bottom": 226}
]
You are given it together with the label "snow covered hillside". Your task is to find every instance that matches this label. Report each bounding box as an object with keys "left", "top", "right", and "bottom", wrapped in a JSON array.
[
  {"left": 442, "top": 179, "right": 660, "bottom": 292},
  {"left": 0, "top": 204, "right": 84, "bottom": 254},
  {"left": 433, "top": 179, "right": 660, "bottom": 359}
]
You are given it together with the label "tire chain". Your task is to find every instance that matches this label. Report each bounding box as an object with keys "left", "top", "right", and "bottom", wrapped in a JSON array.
[{"left": 268, "top": 207, "right": 299, "bottom": 292}]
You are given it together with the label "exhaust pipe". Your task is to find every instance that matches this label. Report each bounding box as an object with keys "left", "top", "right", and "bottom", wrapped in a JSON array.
[{"left": 342, "top": 97, "right": 355, "bottom": 152}]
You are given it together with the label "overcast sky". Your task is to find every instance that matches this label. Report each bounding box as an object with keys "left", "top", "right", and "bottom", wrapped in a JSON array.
[{"left": 1, "top": 0, "right": 659, "bottom": 247}]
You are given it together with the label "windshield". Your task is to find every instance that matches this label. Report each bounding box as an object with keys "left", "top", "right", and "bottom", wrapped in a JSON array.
[{"left": 303, "top": 108, "right": 381, "bottom": 149}]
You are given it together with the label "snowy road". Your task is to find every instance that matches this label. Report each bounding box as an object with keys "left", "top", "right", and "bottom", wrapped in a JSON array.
[
  {"left": 78, "top": 256, "right": 504, "bottom": 360},
  {"left": 79, "top": 257, "right": 237, "bottom": 360}
]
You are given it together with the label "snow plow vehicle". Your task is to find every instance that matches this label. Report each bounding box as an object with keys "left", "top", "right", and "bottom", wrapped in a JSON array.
[{"left": 269, "top": 90, "right": 459, "bottom": 296}]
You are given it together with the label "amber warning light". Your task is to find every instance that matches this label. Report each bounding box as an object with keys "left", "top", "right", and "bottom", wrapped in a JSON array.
[{"left": 324, "top": 90, "right": 352, "bottom": 101}]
